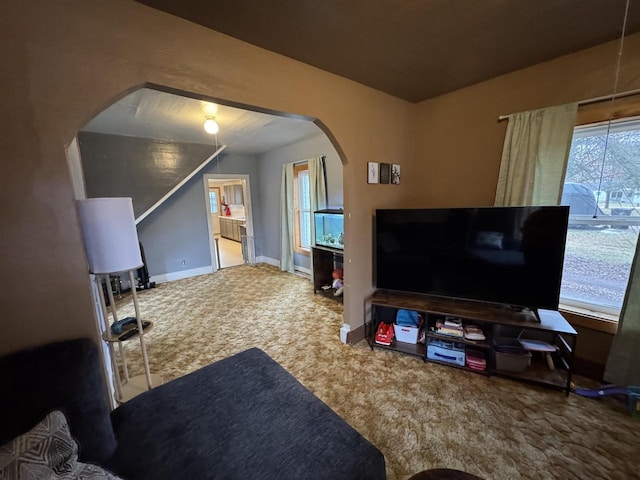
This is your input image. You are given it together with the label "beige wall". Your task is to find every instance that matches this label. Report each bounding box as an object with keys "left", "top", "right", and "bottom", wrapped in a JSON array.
[
  {"left": 411, "top": 34, "right": 640, "bottom": 208},
  {"left": 410, "top": 34, "right": 640, "bottom": 370},
  {"left": 1, "top": 0, "right": 638, "bottom": 370},
  {"left": 0, "top": 0, "right": 412, "bottom": 356}
]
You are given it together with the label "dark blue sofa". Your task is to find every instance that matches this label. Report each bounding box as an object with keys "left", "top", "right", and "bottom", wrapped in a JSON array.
[{"left": 0, "top": 338, "right": 386, "bottom": 479}]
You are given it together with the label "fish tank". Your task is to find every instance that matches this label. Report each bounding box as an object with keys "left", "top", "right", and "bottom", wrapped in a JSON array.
[{"left": 314, "top": 209, "right": 344, "bottom": 250}]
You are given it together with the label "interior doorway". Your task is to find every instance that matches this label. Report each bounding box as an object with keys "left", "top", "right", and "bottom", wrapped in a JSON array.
[
  {"left": 204, "top": 174, "right": 254, "bottom": 270},
  {"left": 70, "top": 85, "right": 328, "bottom": 280}
]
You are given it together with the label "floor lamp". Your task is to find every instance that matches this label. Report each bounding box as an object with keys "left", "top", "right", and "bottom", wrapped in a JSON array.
[{"left": 77, "top": 197, "right": 161, "bottom": 403}]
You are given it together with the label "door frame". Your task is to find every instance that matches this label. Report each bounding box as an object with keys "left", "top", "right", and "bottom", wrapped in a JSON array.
[
  {"left": 203, "top": 173, "right": 255, "bottom": 271},
  {"left": 208, "top": 186, "right": 222, "bottom": 235}
]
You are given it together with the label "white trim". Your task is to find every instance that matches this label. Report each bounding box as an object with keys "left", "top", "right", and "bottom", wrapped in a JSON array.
[
  {"left": 340, "top": 323, "right": 351, "bottom": 344},
  {"left": 66, "top": 136, "right": 87, "bottom": 200},
  {"left": 559, "top": 299, "right": 620, "bottom": 319},
  {"left": 65, "top": 140, "right": 115, "bottom": 408},
  {"left": 150, "top": 265, "right": 214, "bottom": 284},
  {"left": 89, "top": 274, "right": 118, "bottom": 409},
  {"left": 257, "top": 256, "right": 280, "bottom": 267},
  {"left": 255, "top": 256, "right": 311, "bottom": 277},
  {"left": 136, "top": 145, "right": 227, "bottom": 225},
  {"left": 294, "top": 265, "right": 311, "bottom": 276},
  {"left": 203, "top": 174, "right": 255, "bottom": 271},
  {"left": 203, "top": 180, "right": 220, "bottom": 272}
]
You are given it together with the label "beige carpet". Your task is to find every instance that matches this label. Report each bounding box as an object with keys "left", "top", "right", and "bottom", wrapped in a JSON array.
[{"left": 113, "top": 263, "right": 640, "bottom": 480}]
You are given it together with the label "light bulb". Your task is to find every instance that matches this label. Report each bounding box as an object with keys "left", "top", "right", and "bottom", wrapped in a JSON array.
[{"left": 204, "top": 118, "right": 219, "bottom": 134}]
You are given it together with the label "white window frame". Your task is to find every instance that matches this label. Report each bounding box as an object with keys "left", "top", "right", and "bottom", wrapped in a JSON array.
[
  {"left": 293, "top": 163, "right": 311, "bottom": 255},
  {"left": 559, "top": 116, "right": 640, "bottom": 320},
  {"left": 209, "top": 190, "right": 219, "bottom": 214}
]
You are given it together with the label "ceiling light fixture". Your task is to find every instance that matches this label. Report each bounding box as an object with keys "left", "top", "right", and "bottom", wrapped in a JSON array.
[{"left": 204, "top": 116, "right": 219, "bottom": 135}]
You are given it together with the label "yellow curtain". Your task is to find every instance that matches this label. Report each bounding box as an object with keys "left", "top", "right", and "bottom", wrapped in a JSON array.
[
  {"left": 308, "top": 155, "right": 327, "bottom": 245},
  {"left": 495, "top": 103, "right": 578, "bottom": 206},
  {"left": 279, "top": 163, "right": 295, "bottom": 272}
]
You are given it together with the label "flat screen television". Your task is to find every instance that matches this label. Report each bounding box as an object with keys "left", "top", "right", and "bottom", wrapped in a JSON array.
[{"left": 374, "top": 206, "right": 570, "bottom": 311}]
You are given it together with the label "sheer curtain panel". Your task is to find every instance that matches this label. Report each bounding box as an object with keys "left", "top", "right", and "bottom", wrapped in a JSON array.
[
  {"left": 495, "top": 103, "right": 578, "bottom": 206},
  {"left": 308, "top": 156, "right": 327, "bottom": 244},
  {"left": 280, "top": 163, "right": 295, "bottom": 272}
]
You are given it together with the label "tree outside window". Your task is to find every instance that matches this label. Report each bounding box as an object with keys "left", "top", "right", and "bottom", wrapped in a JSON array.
[{"left": 560, "top": 117, "right": 640, "bottom": 315}]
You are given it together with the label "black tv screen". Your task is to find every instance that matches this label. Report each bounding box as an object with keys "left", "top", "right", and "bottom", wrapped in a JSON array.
[{"left": 375, "top": 206, "right": 569, "bottom": 310}]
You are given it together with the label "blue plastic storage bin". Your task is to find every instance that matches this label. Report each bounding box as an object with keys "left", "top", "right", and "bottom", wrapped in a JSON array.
[{"left": 427, "top": 338, "right": 465, "bottom": 366}]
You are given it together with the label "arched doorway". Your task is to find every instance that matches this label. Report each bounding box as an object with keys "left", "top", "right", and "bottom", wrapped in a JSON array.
[{"left": 68, "top": 85, "right": 343, "bottom": 281}]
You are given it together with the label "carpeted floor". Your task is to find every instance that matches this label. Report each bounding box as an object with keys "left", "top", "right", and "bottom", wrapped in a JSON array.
[{"left": 114, "top": 263, "right": 640, "bottom": 480}]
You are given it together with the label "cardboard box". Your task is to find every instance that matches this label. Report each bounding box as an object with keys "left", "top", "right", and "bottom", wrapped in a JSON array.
[{"left": 394, "top": 323, "right": 419, "bottom": 344}]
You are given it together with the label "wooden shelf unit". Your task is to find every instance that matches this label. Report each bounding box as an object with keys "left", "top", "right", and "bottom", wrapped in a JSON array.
[
  {"left": 365, "top": 289, "right": 577, "bottom": 395},
  {"left": 102, "top": 321, "right": 154, "bottom": 343},
  {"left": 311, "top": 245, "right": 344, "bottom": 303}
]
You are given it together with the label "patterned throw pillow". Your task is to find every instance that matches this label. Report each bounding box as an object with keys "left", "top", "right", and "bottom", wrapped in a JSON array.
[{"left": 0, "top": 410, "right": 121, "bottom": 479}]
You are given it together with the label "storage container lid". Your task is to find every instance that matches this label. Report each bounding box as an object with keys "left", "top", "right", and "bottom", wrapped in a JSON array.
[{"left": 493, "top": 337, "right": 529, "bottom": 355}]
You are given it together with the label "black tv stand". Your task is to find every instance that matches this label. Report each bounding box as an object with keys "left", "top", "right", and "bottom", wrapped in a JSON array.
[
  {"left": 506, "top": 304, "right": 524, "bottom": 312},
  {"left": 365, "top": 289, "right": 577, "bottom": 395},
  {"left": 505, "top": 304, "right": 540, "bottom": 322}
]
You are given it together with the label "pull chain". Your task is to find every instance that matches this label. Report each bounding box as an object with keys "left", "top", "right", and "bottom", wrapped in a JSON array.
[{"left": 594, "top": 0, "right": 630, "bottom": 218}]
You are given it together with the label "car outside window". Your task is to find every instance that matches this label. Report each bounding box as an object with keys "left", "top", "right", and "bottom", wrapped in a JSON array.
[{"left": 560, "top": 117, "right": 640, "bottom": 316}]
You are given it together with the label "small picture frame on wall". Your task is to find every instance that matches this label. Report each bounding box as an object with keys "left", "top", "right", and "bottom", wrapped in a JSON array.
[
  {"left": 391, "top": 164, "right": 401, "bottom": 184},
  {"left": 368, "top": 162, "right": 379, "bottom": 184},
  {"left": 379, "top": 163, "right": 391, "bottom": 184}
]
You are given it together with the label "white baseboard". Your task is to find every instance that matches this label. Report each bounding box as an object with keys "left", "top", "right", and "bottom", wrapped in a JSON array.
[
  {"left": 295, "top": 265, "right": 311, "bottom": 276},
  {"left": 151, "top": 266, "right": 214, "bottom": 284},
  {"left": 256, "top": 256, "right": 279, "bottom": 267},
  {"left": 340, "top": 323, "right": 351, "bottom": 344},
  {"left": 255, "top": 256, "right": 311, "bottom": 277}
]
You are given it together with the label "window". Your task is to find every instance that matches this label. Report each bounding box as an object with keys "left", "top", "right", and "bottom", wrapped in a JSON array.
[
  {"left": 293, "top": 164, "right": 311, "bottom": 253},
  {"left": 209, "top": 190, "right": 219, "bottom": 214},
  {"left": 560, "top": 116, "right": 640, "bottom": 316}
]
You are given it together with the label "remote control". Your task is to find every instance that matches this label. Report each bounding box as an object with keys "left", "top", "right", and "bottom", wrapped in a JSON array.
[
  {"left": 117, "top": 321, "right": 150, "bottom": 341},
  {"left": 118, "top": 329, "right": 139, "bottom": 341},
  {"left": 111, "top": 316, "right": 138, "bottom": 335}
]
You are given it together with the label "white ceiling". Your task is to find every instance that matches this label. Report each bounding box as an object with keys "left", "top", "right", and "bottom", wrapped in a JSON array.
[{"left": 82, "top": 88, "right": 322, "bottom": 155}]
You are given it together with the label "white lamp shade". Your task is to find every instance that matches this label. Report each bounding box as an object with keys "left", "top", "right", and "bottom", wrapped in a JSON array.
[{"left": 77, "top": 198, "right": 143, "bottom": 274}]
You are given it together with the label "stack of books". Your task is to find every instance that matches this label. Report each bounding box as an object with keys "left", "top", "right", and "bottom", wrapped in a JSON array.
[
  {"left": 434, "top": 317, "right": 463, "bottom": 338},
  {"left": 463, "top": 324, "right": 486, "bottom": 342}
]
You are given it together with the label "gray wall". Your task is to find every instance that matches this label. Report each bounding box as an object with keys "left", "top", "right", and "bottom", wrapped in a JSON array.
[
  {"left": 257, "top": 133, "right": 343, "bottom": 269},
  {"left": 79, "top": 130, "right": 339, "bottom": 276},
  {"left": 78, "top": 132, "right": 220, "bottom": 218},
  {"left": 78, "top": 130, "right": 260, "bottom": 277},
  {"left": 137, "top": 152, "right": 259, "bottom": 277}
]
